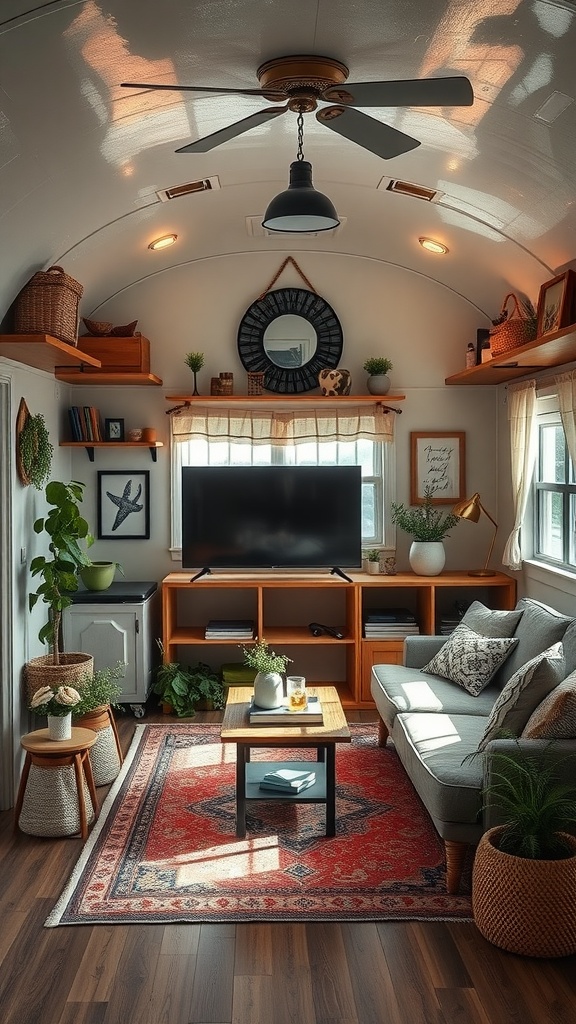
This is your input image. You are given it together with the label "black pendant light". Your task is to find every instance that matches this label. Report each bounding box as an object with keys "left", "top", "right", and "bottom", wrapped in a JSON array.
[{"left": 262, "top": 112, "right": 339, "bottom": 232}]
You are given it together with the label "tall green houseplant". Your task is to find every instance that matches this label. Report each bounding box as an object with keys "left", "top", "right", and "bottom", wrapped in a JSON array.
[{"left": 29, "top": 480, "right": 94, "bottom": 664}]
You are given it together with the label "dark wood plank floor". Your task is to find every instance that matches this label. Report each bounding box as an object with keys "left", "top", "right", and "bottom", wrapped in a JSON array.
[{"left": 2, "top": 708, "right": 575, "bottom": 1024}]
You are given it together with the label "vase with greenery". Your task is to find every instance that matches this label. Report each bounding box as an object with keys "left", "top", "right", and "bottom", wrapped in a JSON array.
[
  {"left": 241, "top": 638, "right": 292, "bottom": 710},
  {"left": 184, "top": 351, "right": 205, "bottom": 396},
  {"left": 472, "top": 745, "right": 576, "bottom": 956},
  {"left": 363, "top": 357, "right": 393, "bottom": 396},
  {"left": 18, "top": 411, "right": 54, "bottom": 489},
  {"left": 391, "top": 488, "right": 459, "bottom": 576}
]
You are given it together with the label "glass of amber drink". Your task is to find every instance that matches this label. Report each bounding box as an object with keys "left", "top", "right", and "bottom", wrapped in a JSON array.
[{"left": 286, "top": 676, "right": 307, "bottom": 711}]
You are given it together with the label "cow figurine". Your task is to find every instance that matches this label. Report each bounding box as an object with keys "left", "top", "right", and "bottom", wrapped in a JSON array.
[{"left": 318, "top": 368, "right": 352, "bottom": 395}]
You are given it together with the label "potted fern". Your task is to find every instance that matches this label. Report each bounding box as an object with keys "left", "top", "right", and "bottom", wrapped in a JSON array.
[
  {"left": 391, "top": 488, "right": 459, "bottom": 575},
  {"left": 472, "top": 745, "right": 576, "bottom": 957}
]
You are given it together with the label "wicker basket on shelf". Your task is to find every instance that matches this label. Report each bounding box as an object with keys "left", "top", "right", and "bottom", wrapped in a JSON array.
[
  {"left": 489, "top": 293, "right": 537, "bottom": 355},
  {"left": 15, "top": 265, "right": 84, "bottom": 347}
]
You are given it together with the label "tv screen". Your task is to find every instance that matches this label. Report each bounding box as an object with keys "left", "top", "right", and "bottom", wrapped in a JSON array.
[{"left": 181, "top": 465, "right": 362, "bottom": 570}]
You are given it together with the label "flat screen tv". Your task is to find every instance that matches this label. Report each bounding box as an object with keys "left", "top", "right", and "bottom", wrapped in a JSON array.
[{"left": 181, "top": 465, "right": 362, "bottom": 571}]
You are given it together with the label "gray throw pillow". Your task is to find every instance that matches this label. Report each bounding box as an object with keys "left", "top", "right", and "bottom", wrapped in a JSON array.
[
  {"left": 422, "top": 622, "right": 519, "bottom": 696},
  {"left": 478, "top": 642, "right": 565, "bottom": 751},
  {"left": 461, "top": 600, "right": 524, "bottom": 638},
  {"left": 492, "top": 598, "right": 572, "bottom": 688},
  {"left": 522, "top": 670, "right": 576, "bottom": 739}
]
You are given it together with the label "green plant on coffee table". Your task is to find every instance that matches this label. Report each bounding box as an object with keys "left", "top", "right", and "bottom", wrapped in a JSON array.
[
  {"left": 28, "top": 683, "right": 82, "bottom": 717},
  {"left": 241, "top": 637, "right": 292, "bottom": 675},
  {"left": 391, "top": 487, "right": 459, "bottom": 542},
  {"left": 363, "top": 357, "right": 393, "bottom": 377},
  {"left": 73, "top": 663, "right": 124, "bottom": 716},
  {"left": 19, "top": 411, "right": 54, "bottom": 489}
]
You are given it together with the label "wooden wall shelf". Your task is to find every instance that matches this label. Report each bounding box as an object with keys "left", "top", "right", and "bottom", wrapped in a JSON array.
[
  {"left": 0, "top": 334, "right": 101, "bottom": 373},
  {"left": 165, "top": 393, "right": 406, "bottom": 405},
  {"left": 445, "top": 323, "right": 576, "bottom": 385},
  {"left": 60, "top": 441, "right": 164, "bottom": 462},
  {"left": 55, "top": 370, "right": 163, "bottom": 385}
]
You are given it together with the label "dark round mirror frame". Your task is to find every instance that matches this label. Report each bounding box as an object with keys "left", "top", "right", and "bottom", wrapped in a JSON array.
[{"left": 237, "top": 288, "right": 343, "bottom": 393}]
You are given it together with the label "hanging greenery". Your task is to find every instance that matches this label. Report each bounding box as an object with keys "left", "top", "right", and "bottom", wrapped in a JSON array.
[{"left": 17, "top": 409, "right": 54, "bottom": 489}]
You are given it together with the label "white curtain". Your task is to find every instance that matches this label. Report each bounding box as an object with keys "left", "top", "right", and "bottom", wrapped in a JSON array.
[
  {"left": 170, "top": 404, "right": 395, "bottom": 445},
  {"left": 502, "top": 380, "right": 537, "bottom": 570},
  {"left": 556, "top": 370, "right": 576, "bottom": 467}
]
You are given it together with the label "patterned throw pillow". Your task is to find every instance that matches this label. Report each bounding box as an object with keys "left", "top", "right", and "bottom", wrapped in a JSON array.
[
  {"left": 478, "top": 642, "right": 565, "bottom": 751},
  {"left": 422, "top": 622, "right": 519, "bottom": 696},
  {"left": 522, "top": 671, "right": 576, "bottom": 739}
]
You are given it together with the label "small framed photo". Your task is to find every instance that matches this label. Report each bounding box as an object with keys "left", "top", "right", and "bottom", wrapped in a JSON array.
[
  {"left": 97, "top": 470, "right": 150, "bottom": 540},
  {"left": 536, "top": 270, "right": 576, "bottom": 337},
  {"left": 410, "top": 432, "right": 466, "bottom": 505},
  {"left": 104, "top": 418, "right": 125, "bottom": 442}
]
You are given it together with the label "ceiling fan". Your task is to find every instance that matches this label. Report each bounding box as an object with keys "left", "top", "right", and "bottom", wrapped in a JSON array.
[{"left": 121, "top": 54, "right": 474, "bottom": 160}]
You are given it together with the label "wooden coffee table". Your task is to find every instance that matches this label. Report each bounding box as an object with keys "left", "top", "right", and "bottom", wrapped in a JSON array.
[{"left": 221, "top": 685, "right": 351, "bottom": 838}]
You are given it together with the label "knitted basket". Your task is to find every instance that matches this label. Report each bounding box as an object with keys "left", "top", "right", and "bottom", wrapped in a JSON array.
[
  {"left": 472, "top": 826, "right": 576, "bottom": 957},
  {"left": 15, "top": 265, "right": 84, "bottom": 347},
  {"left": 489, "top": 293, "right": 537, "bottom": 355},
  {"left": 25, "top": 653, "right": 94, "bottom": 702}
]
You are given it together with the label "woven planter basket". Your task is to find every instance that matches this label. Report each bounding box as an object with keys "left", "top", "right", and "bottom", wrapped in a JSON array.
[
  {"left": 472, "top": 826, "right": 576, "bottom": 957},
  {"left": 75, "top": 705, "right": 123, "bottom": 785},
  {"left": 25, "top": 653, "right": 94, "bottom": 702},
  {"left": 15, "top": 265, "right": 84, "bottom": 347},
  {"left": 489, "top": 293, "right": 537, "bottom": 355}
]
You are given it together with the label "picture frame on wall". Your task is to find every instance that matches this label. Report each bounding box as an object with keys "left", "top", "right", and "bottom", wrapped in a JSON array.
[
  {"left": 97, "top": 470, "right": 150, "bottom": 540},
  {"left": 410, "top": 432, "right": 466, "bottom": 505},
  {"left": 536, "top": 270, "right": 576, "bottom": 338},
  {"left": 104, "top": 418, "right": 125, "bottom": 442}
]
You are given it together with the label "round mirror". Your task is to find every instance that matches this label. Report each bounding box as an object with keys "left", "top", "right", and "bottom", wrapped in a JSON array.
[{"left": 237, "top": 288, "right": 343, "bottom": 393}]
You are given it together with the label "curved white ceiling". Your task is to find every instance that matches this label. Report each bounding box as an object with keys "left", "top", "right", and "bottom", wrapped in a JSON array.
[{"left": 1, "top": 0, "right": 575, "bottom": 320}]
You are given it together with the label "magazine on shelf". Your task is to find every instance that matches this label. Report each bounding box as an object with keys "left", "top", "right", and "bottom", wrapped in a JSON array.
[
  {"left": 259, "top": 768, "right": 316, "bottom": 793},
  {"left": 249, "top": 697, "right": 323, "bottom": 725}
]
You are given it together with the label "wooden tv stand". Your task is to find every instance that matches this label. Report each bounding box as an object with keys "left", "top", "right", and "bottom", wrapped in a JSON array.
[{"left": 161, "top": 571, "right": 516, "bottom": 710}]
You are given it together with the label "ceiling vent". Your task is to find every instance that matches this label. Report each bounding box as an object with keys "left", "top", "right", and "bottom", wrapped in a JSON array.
[
  {"left": 246, "top": 216, "right": 346, "bottom": 238},
  {"left": 378, "top": 177, "right": 443, "bottom": 203},
  {"left": 156, "top": 176, "right": 220, "bottom": 201},
  {"left": 534, "top": 92, "right": 573, "bottom": 124}
]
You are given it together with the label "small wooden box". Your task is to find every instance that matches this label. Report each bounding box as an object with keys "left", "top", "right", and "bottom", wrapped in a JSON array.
[{"left": 75, "top": 336, "right": 150, "bottom": 373}]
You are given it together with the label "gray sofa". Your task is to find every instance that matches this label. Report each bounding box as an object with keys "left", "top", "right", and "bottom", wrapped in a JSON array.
[{"left": 370, "top": 597, "right": 576, "bottom": 892}]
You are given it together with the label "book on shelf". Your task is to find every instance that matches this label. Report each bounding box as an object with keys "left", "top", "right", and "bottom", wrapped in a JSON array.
[
  {"left": 259, "top": 768, "right": 316, "bottom": 793},
  {"left": 364, "top": 607, "right": 416, "bottom": 623},
  {"left": 364, "top": 625, "right": 420, "bottom": 637},
  {"left": 249, "top": 697, "right": 323, "bottom": 725},
  {"left": 204, "top": 618, "right": 255, "bottom": 639}
]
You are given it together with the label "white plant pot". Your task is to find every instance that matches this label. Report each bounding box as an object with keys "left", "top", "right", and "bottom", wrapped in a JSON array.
[
  {"left": 409, "top": 541, "right": 446, "bottom": 576},
  {"left": 366, "top": 561, "right": 380, "bottom": 574},
  {"left": 47, "top": 713, "right": 72, "bottom": 741},
  {"left": 253, "top": 671, "right": 284, "bottom": 709},
  {"left": 366, "top": 374, "right": 390, "bottom": 395}
]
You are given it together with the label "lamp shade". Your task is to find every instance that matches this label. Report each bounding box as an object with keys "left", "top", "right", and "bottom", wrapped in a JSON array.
[
  {"left": 262, "top": 160, "right": 340, "bottom": 232},
  {"left": 452, "top": 492, "right": 481, "bottom": 522}
]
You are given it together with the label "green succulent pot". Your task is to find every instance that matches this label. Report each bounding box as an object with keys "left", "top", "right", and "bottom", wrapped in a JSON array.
[{"left": 80, "top": 561, "right": 117, "bottom": 591}]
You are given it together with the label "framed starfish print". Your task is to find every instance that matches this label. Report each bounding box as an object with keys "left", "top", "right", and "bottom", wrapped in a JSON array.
[{"left": 97, "top": 470, "right": 150, "bottom": 540}]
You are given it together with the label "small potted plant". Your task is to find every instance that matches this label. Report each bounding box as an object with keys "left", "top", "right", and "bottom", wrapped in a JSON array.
[
  {"left": 79, "top": 559, "right": 124, "bottom": 592},
  {"left": 184, "top": 351, "right": 205, "bottom": 395},
  {"left": 391, "top": 488, "right": 459, "bottom": 575},
  {"left": 363, "top": 357, "right": 393, "bottom": 395},
  {"left": 28, "top": 682, "right": 82, "bottom": 740},
  {"left": 364, "top": 548, "right": 381, "bottom": 574},
  {"left": 72, "top": 664, "right": 125, "bottom": 782},
  {"left": 241, "top": 637, "right": 292, "bottom": 709},
  {"left": 153, "top": 645, "right": 224, "bottom": 716}
]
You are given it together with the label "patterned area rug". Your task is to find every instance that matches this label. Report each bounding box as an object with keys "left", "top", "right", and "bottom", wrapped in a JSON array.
[{"left": 46, "top": 723, "right": 472, "bottom": 926}]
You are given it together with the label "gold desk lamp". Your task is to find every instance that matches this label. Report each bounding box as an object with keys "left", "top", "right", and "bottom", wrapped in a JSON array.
[{"left": 452, "top": 492, "right": 498, "bottom": 577}]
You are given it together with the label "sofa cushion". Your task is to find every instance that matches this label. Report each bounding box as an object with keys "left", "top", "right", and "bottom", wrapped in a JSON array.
[
  {"left": 522, "top": 670, "right": 576, "bottom": 739},
  {"left": 492, "top": 598, "right": 572, "bottom": 688},
  {"left": 461, "top": 600, "right": 524, "bottom": 637},
  {"left": 560, "top": 620, "right": 576, "bottom": 677},
  {"left": 421, "top": 622, "right": 518, "bottom": 696},
  {"left": 477, "top": 642, "right": 565, "bottom": 751},
  {"left": 371, "top": 663, "right": 500, "bottom": 728}
]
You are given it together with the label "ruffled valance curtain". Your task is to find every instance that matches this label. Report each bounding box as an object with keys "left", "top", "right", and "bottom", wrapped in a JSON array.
[{"left": 170, "top": 404, "right": 394, "bottom": 445}]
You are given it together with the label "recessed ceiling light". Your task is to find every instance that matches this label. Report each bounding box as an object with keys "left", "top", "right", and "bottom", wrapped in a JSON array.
[
  {"left": 419, "top": 237, "right": 449, "bottom": 255},
  {"left": 148, "top": 234, "right": 177, "bottom": 251}
]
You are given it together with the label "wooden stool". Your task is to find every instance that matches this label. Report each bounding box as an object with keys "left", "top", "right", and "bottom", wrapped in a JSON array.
[
  {"left": 14, "top": 727, "right": 99, "bottom": 840},
  {"left": 75, "top": 704, "right": 123, "bottom": 785}
]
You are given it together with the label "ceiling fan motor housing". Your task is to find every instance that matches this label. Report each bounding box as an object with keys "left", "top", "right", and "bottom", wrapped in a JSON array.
[{"left": 257, "top": 55, "right": 350, "bottom": 111}]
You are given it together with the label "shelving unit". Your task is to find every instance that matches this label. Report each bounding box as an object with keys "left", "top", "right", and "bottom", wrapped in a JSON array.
[
  {"left": 162, "top": 570, "right": 516, "bottom": 709},
  {"left": 0, "top": 334, "right": 101, "bottom": 373},
  {"left": 59, "top": 440, "right": 164, "bottom": 462},
  {"left": 445, "top": 323, "right": 576, "bottom": 385}
]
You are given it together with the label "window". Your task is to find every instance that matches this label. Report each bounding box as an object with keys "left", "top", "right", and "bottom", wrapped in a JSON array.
[
  {"left": 171, "top": 437, "right": 393, "bottom": 555},
  {"left": 534, "top": 404, "right": 576, "bottom": 570}
]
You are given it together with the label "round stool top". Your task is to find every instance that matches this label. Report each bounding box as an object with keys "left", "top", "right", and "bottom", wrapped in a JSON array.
[{"left": 20, "top": 727, "right": 97, "bottom": 755}]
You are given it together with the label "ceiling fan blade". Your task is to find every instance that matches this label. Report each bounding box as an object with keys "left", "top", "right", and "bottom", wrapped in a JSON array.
[
  {"left": 176, "top": 107, "right": 287, "bottom": 153},
  {"left": 317, "top": 106, "right": 419, "bottom": 159},
  {"left": 121, "top": 81, "right": 285, "bottom": 101},
  {"left": 323, "top": 76, "right": 474, "bottom": 108}
]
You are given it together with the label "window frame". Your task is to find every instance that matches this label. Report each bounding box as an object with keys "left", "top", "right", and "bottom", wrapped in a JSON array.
[{"left": 533, "top": 401, "right": 576, "bottom": 572}]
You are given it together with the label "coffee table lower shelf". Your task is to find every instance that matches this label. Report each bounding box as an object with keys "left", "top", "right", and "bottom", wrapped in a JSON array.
[{"left": 238, "top": 752, "right": 334, "bottom": 838}]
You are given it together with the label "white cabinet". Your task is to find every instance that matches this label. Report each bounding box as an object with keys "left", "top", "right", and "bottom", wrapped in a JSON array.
[{"left": 63, "top": 582, "right": 159, "bottom": 716}]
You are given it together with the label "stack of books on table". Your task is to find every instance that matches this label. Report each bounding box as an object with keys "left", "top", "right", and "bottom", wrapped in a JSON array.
[
  {"left": 363, "top": 608, "right": 420, "bottom": 638},
  {"left": 249, "top": 697, "right": 323, "bottom": 725},
  {"left": 259, "top": 768, "right": 316, "bottom": 794},
  {"left": 204, "top": 619, "right": 255, "bottom": 640}
]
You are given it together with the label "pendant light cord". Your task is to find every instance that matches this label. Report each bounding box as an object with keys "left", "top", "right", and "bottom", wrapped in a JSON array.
[{"left": 296, "top": 111, "right": 304, "bottom": 161}]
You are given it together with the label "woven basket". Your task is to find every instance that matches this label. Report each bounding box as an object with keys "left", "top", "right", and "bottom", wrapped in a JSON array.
[
  {"left": 25, "top": 653, "right": 94, "bottom": 702},
  {"left": 472, "top": 826, "right": 576, "bottom": 957},
  {"left": 489, "top": 293, "right": 537, "bottom": 355},
  {"left": 15, "top": 265, "right": 84, "bottom": 347}
]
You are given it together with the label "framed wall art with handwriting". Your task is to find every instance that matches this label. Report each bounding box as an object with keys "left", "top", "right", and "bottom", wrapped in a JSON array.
[{"left": 410, "top": 432, "right": 466, "bottom": 505}]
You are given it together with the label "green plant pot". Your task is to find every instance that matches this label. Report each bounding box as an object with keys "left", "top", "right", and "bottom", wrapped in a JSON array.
[{"left": 80, "top": 562, "right": 117, "bottom": 591}]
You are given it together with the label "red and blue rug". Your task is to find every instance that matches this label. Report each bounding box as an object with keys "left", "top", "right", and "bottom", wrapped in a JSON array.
[{"left": 46, "top": 723, "right": 472, "bottom": 926}]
